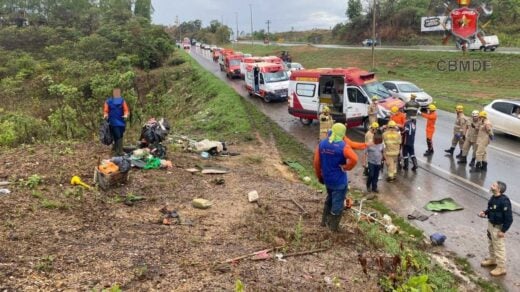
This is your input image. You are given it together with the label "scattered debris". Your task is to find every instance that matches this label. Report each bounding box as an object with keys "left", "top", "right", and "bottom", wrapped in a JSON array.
[
  {"left": 192, "top": 198, "right": 212, "bottom": 209},
  {"left": 222, "top": 247, "right": 280, "bottom": 264},
  {"left": 159, "top": 206, "right": 193, "bottom": 226},
  {"left": 211, "top": 178, "right": 225, "bottom": 185},
  {"left": 251, "top": 249, "right": 271, "bottom": 261},
  {"left": 425, "top": 198, "right": 463, "bottom": 212},
  {"left": 201, "top": 167, "right": 229, "bottom": 174},
  {"left": 407, "top": 210, "right": 432, "bottom": 221},
  {"left": 185, "top": 168, "right": 200, "bottom": 173},
  {"left": 430, "top": 232, "right": 447, "bottom": 246},
  {"left": 274, "top": 253, "right": 286, "bottom": 262},
  {"left": 288, "top": 198, "right": 309, "bottom": 217},
  {"left": 302, "top": 176, "right": 311, "bottom": 183},
  {"left": 0, "top": 181, "right": 10, "bottom": 186},
  {"left": 0, "top": 189, "right": 11, "bottom": 195},
  {"left": 248, "top": 190, "right": 259, "bottom": 203},
  {"left": 281, "top": 248, "right": 328, "bottom": 259},
  {"left": 466, "top": 253, "right": 476, "bottom": 258},
  {"left": 70, "top": 176, "right": 91, "bottom": 189},
  {"left": 200, "top": 152, "right": 210, "bottom": 159},
  {"left": 123, "top": 194, "right": 145, "bottom": 206},
  {"left": 283, "top": 160, "right": 305, "bottom": 172}
]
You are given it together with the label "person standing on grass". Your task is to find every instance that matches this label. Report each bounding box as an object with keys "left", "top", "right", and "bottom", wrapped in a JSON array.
[
  {"left": 103, "top": 88, "right": 130, "bottom": 156},
  {"left": 314, "top": 123, "right": 358, "bottom": 232},
  {"left": 479, "top": 181, "right": 513, "bottom": 277}
]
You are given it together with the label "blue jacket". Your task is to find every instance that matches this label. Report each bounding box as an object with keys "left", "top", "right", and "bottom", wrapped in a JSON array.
[
  {"left": 485, "top": 194, "right": 513, "bottom": 233},
  {"left": 106, "top": 97, "right": 127, "bottom": 127},
  {"left": 403, "top": 120, "right": 416, "bottom": 146}
]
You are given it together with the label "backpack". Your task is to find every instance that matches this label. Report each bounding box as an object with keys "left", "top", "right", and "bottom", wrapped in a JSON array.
[{"left": 99, "top": 120, "right": 113, "bottom": 146}]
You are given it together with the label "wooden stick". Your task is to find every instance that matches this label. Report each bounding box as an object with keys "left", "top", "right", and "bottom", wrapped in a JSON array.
[
  {"left": 221, "top": 246, "right": 283, "bottom": 264},
  {"left": 283, "top": 248, "right": 328, "bottom": 258},
  {"left": 290, "top": 198, "right": 307, "bottom": 214}
]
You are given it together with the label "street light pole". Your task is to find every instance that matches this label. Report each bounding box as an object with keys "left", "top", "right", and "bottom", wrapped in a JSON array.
[
  {"left": 235, "top": 12, "right": 239, "bottom": 42},
  {"left": 249, "top": 4, "right": 254, "bottom": 46},
  {"left": 371, "top": 0, "right": 376, "bottom": 69}
]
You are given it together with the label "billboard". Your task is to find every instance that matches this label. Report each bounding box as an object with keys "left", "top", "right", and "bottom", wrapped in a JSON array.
[{"left": 421, "top": 16, "right": 451, "bottom": 32}]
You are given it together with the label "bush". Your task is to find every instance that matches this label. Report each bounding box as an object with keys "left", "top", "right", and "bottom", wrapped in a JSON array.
[{"left": 0, "top": 112, "right": 50, "bottom": 146}]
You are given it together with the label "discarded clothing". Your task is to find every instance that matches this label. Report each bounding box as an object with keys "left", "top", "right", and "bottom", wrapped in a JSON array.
[
  {"left": 111, "top": 156, "right": 131, "bottom": 173},
  {"left": 424, "top": 198, "right": 463, "bottom": 212},
  {"left": 193, "top": 139, "right": 225, "bottom": 154},
  {"left": 430, "top": 232, "right": 447, "bottom": 246},
  {"left": 407, "top": 210, "right": 430, "bottom": 221},
  {"left": 283, "top": 160, "right": 305, "bottom": 172},
  {"left": 144, "top": 157, "right": 162, "bottom": 170}
]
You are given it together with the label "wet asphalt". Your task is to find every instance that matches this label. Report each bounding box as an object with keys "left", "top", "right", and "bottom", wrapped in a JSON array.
[{"left": 190, "top": 48, "right": 520, "bottom": 291}]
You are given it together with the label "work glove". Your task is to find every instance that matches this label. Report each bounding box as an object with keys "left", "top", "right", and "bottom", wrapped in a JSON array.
[
  {"left": 489, "top": 134, "right": 494, "bottom": 141},
  {"left": 455, "top": 133, "right": 462, "bottom": 139}
]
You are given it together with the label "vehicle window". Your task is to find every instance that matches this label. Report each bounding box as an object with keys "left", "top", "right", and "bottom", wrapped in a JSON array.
[
  {"left": 347, "top": 87, "right": 365, "bottom": 103},
  {"left": 492, "top": 102, "right": 514, "bottom": 115},
  {"left": 230, "top": 59, "right": 241, "bottom": 66},
  {"left": 362, "top": 82, "right": 391, "bottom": 99},
  {"left": 246, "top": 71, "right": 253, "bottom": 80},
  {"left": 383, "top": 82, "right": 398, "bottom": 92},
  {"left": 296, "top": 83, "right": 316, "bottom": 97},
  {"left": 397, "top": 83, "right": 422, "bottom": 92},
  {"left": 263, "top": 71, "right": 289, "bottom": 83}
]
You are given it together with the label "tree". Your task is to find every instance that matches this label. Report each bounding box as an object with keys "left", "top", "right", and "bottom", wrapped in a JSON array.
[
  {"left": 134, "top": 0, "right": 153, "bottom": 21},
  {"left": 346, "top": 0, "right": 362, "bottom": 22}
]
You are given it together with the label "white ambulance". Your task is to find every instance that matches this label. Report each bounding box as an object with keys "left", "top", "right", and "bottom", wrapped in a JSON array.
[{"left": 245, "top": 62, "right": 289, "bottom": 103}]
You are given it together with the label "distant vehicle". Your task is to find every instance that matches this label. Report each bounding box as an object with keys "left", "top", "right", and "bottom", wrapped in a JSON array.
[
  {"left": 288, "top": 68, "right": 404, "bottom": 128},
  {"left": 382, "top": 81, "right": 433, "bottom": 107},
  {"left": 285, "top": 62, "right": 304, "bottom": 78},
  {"left": 224, "top": 53, "right": 244, "bottom": 79},
  {"left": 362, "top": 39, "right": 378, "bottom": 47},
  {"left": 245, "top": 62, "right": 289, "bottom": 103},
  {"left": 218, "top": 49, "right": 235, "bottom": 71},
  {"left": 483, "top": 99, "right": 520, "bottom": 138},
  {"left": 182, "top": 37, "right": 191, "bottom": 49},
  {"left": 456, "top": 35, "right": 499, "bottom": 52},
  {"left": 240, "top": 56, "right": 283, "bottom": 79},
  {"left": 243, "top": 53, "right": 252, "bottom": 58}
]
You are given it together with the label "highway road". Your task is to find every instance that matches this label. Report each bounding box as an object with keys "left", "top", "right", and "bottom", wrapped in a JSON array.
[{"left": 190, "top": 48, "right": 520, "bottom": 290}]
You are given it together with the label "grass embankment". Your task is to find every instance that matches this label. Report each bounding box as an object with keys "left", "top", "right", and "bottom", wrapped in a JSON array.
[
  {"left": 184, "top": 52, "right": 502, "bottom": 290},
  {"left": 232, "top": 44, "right": 520, "bottom": 115}
]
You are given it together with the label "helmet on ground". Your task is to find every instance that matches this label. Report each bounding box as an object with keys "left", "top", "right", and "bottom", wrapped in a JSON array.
[
  {"left": 371, "top": 96, "right": 379, "bottom": 101},
  {"left": 388, "top": 120, "right": 397, "bottom": 128},
  {"left": 479, "top": 111, "right": 487, "bottom": 118},
  {"left": 428, "top": 104, "right": 437, "bottom": 111},
  {"left": 391, "top": 106, "right": 399, "bottom": 113},
  {"left": 371, "top": 122, "right": 379, "bottom": 129},
  {"left": 471, "top": 110, "right": 479, "bottom": 117},
  {"left": 456, "top": 105, "right": 464, "bottom": 112},
  {"left": 323, "top": 106, "right": 330, "bottom": 113},
  {"left": 410, "top": 93, "right": 417, "bottom": 99}
]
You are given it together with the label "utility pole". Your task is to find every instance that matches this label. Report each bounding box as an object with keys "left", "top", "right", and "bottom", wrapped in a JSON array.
[
  {"left": 235, "top": 12, "right": 239, "bottom": 42},
  {"left": 249, "top": 4, "right": 254, "bottom": 46},
  {"left": 371, "top": 0, "right": 376, "bottom": 69},
  {"left": 266, "top": 19, "right": 271, "bottom": 45},
  {"left": 175, "top": 15, "right": 181, "bottom": 42}
]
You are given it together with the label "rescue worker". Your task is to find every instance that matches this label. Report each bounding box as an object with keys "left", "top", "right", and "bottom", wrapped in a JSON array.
[
  {"left": 383, "top": 120, "right": 401, "bottom": 182},
  {"left": 402, "top": 118, "right": 418, "bottom": 171},
  {"left": 390, "top": 106, "right": 406, "bottom": 129},
  {"left": 314, "top": 123, "right": 358, "bottom": 232},
  {"left": 472, "top": 111, "right": 493, "bottom": 172},
  {"left": 458, "top": 110, "right": 480, "bottom": 167},
  {"left": 445, "top": 105, "right": 467, "bottom": 157},
  {"left": 103, "top": 88, "right": 130, "bottom": 156},
  {"left": 421, "top": 104, "right": 437, "bottom": 156},
  {"left": 479, "top": 181, "right": 513, "bottom": 277},
  {"left": 404, "top": 93, "right": 420, "bottom": 121},
  {"left": 368, "top": 96, "right": 379, "bottom": 125},
  {"left": 319, "top": 106, "right": 334, "bottom": 140}
]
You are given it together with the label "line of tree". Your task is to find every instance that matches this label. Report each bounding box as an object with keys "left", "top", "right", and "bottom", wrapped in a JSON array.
[{"left": 166, "top": 19, "right": 232, "bottom": 45}]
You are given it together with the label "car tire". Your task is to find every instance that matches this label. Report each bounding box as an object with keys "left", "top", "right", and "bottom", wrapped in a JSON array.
[
  {"left": 263, "top": 94, "right": 271, "bottom": 103},
  {"left": 300, "top": 118, "right": 312, "bottom": 126}
]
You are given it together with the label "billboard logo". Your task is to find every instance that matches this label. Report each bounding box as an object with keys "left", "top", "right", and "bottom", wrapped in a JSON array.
[{"left": 437, "top": 59, "right": 491, "bottom": 72}]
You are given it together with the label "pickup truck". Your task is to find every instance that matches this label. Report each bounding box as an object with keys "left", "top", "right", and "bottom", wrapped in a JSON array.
[{"left": 457, "top": 35, "right": 499, "bottom": 52}]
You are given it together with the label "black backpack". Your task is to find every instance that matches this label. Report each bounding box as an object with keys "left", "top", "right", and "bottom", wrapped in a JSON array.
[{"left": 99, "top": 120, "right": 113, "bottom": 145}]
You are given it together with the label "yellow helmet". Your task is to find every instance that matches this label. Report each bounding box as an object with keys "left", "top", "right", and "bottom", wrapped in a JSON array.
[
  {"left": 371, "top": 122, "right": 379, "bottom": 129},
  {"left": 391, "top": 106, "right": 399, "bottom": 113},
  {"left": 479, "top": 111, "right": 487, "bottom": 118},
  {"left": 323, "top": 106, "right": 330, "bottom": 113},
  {"left": 456, "top": 105, "right": 464, "bottom": 112},
  {"left": 428, "top": 104, "right": 437, "bottom": 111},
  {"left": 388, "top": 120, "right": 397, "bottom": 128},
  {"left": 471, "top": 110, "right": 479, "bottom": 117},
  {"left": 371, "top": 95, "right": 379, "bottom": 101}
]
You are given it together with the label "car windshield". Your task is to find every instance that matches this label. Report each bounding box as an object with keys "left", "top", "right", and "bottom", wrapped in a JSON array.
[
  {"left": 362, "top": 82, "right": 392, "bottom": 99},
  {"left": 230, "top": 59, "right": 241, "bottom": 66},
  {"left": 290, "top": 63, "right": 302, "bottom": 69},
  {"left": 263, "top": 71, "right": 288, "bottom": 83},
  {"left": 398, "top": 83, "right": 422, "bottom": 93}
]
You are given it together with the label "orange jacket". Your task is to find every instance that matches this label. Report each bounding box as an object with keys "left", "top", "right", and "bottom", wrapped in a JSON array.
[
  {"left": 343, "top": 136, "right": 367, "bottom": 150},
  {"left": 390, "top": 112, "right": 406, "bottom": 128},
  {"left": 421, "top": 111, "right": 437, "bottom": 138},
  {"left": 313, "top": 142, "right": 358, "bottom": 183}
]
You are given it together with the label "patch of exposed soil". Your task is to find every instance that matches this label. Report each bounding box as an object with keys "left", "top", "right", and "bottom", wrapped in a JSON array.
[{"left": 0, "top": 137, "right": 381, "bottom": 291}]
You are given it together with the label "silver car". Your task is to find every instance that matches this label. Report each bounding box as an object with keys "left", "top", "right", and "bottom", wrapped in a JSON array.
[
  {"left": 483, "top": 99, "right": 520, "bottom": 138},
  {"left": 382, "top": 81, "right": 433, "bottom": 107}
]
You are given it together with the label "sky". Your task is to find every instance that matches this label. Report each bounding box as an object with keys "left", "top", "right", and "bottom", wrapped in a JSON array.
[{"left": 151, "top": 0, "right": 347, "bottom": 33}]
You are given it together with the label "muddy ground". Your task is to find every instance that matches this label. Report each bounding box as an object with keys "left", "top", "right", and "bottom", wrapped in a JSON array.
[{"left": 0, "top": 134, "right": 387, "bottom": 291}]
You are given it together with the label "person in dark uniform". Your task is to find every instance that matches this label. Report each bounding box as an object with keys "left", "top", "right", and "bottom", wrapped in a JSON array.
[
  {"left": 404, "top": 94, "right": 420, "bottom": 121},
  {"left": 479, "top": 181, "right": 513, "bottom": 277},
  {"left": 402, "top": 118, "right": 418, "bottom": 171}
]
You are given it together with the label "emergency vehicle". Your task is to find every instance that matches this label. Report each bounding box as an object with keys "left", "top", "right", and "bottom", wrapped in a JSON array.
[
  {"left": 288, "top": 68, "right": 404, "bottom": 128},
  {"left": 211, "top": 48, "right": 221, "bottom": 63},
  {"left": 245, "top": 62, "right": 289, "bottom": 103},
  {"left": 239, "top": 56, "right": 284, "bottom": 79},
  {"left": 218, "top": 49, "right": 235, "bottom": 71},
  {"left": 223, "top": 53, "right": 244, "bottom": 79},
  {"left": 182, "top": 37, "right": 191, "bottom": 50}
]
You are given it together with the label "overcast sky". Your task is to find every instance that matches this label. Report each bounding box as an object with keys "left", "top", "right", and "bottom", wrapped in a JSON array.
[{"left": 151, "top": 0, "right": 347, "bottom": 33}]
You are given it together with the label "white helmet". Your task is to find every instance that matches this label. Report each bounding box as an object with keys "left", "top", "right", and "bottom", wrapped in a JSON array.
[{"left": 471, "top": 110, "right": 479, "bottom": 117}]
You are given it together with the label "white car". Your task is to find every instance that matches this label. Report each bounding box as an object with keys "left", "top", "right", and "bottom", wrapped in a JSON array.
[
  {"left": 285, "top": 62, "right": 304, "bottom": 77},
  {"left": 382, "top": 80, "right": 433, "bottom": 107},
  {"left": 484, "top": 99, "right": 520, "bottom": 137}
]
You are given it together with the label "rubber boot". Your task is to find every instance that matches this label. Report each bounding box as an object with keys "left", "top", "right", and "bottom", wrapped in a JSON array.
[
  {"left": 114, "top": 138, "right": 124, "bottom": 156},
  {"left": 328, "top": 213, "right": 343, "bottom": 232},
  {"left": 423, "top": 150, "right": 432, "bottom": 157},
  {"left": 471, "top": 161, "right": 482, "bottom": 172},
  {"left": 403, "top": 158, "right": 409, "bottom": 171},
  {"left": 456, "top": 150, "right": 463, "bottom": 158},
  {"left": 320, "top": 205, "right": 331, "bottom": 227},
  {"left": 481, "top": 161, "right": 488, "bottom": 171},
  {"left": 411, "top": 157, "right": 418, "bottom": 172},
  {"left": 469, "top": 158, "right": 476, "bottom": 167},
  {"left": 457, "top": 156, "right": 467, "bottom": 164},
  {"left": 444, "top": 147, "right": 455, "bottom": 155}
]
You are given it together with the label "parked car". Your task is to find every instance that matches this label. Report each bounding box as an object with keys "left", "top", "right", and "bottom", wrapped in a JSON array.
[
  {"left": 382, "top": 81, "right": 433, "bottom": 107},
  {"left": 285, "top": 62, "right": 304, "bottom": 77},
  {"left": 362, "top": 39, "right": 378, "bottom": 47},
  {"left": 483, "top": 99, "right": 520, "bottom": 137}
]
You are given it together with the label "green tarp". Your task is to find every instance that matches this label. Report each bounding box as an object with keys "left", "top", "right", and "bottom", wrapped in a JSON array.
[{"left": 424, "top": 198, "right": 463, "bottom": 212}]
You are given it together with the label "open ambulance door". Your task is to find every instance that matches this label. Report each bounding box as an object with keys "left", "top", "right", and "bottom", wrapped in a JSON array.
[{"left": 345, "top": 86, "right": 369, "bottom": 128}]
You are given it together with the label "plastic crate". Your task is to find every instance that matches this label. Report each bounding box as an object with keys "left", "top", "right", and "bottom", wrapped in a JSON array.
[{"left": 94, "top": 167, "right": 129, "bottom": 190}]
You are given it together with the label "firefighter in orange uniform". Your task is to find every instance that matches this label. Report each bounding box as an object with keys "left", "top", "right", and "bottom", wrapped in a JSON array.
[{"left": 421, "top": 104, "right": 437, "bottom": 156}]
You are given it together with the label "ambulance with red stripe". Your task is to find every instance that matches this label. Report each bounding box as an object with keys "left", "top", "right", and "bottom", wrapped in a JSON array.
[
  {"left": 239, "top": 56, "right": 284, "bottom": 79},
  {"left": 288, "top": 67, "right": 404, "bottom": 128},
  {"left": 245, "top": 62, "right": 289, "bottom": 103}
]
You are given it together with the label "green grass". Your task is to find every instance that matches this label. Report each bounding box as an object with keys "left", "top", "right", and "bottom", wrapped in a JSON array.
[{"left": 232, "top": 44, "right": 520, "bottom": 114}]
